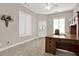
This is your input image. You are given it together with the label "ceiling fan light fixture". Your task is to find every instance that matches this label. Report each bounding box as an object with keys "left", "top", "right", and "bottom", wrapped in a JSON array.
[
  {"left": 44, "top": 3, "right": 54, "bottom": 10},
  {"left": 45, "top": 6, "right": 51, "bottom": 10}
]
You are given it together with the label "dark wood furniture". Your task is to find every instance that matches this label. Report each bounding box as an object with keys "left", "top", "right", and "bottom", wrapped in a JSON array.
[
  {"left": 77, "top": 12, "right": 79, "bottom": 37},
  {"left": 70, "top": 12, "right": 79, "bottom": 36},
  {"left": 70, "top": 25, "right": 76, "bottom": 35},
  {"left": 45, "top": 35, "right": 79, "bottom": 55}
]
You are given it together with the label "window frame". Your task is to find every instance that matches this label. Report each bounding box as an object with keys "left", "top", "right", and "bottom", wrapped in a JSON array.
[
  {"left": 53, "top": 18, "right": 65, "bottom": 35},
  {"left": 19, "top": 11, "right": 32, "bottom": 37}
]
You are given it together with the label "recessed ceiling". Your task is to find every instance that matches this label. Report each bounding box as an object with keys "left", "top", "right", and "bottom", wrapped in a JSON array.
[{"left": 22, "top": 3, "right": 77, "bottom": 14}]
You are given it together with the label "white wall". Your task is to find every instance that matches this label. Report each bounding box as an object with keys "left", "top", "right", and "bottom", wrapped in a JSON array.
[
  {"left": 0, "top": 3, "right": 38, "bottom": 47},
  {"left": 0, "top": 3, "right": 49, "bottom": 48},
  {"left": 0, "top": 3, "right": 19, "bottom": 45}
]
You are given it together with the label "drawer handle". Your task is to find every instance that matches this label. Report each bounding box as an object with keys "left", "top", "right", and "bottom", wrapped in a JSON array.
[
  {"left": 49, "top": 45, "right": 51, "bottom": 47},
  {"left": 49, "top": 39, "right": 51, "bottom": 40}
]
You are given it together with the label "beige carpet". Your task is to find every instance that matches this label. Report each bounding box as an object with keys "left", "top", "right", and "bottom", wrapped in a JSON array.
[{"left": 0, "top": 38, "right": 76, "bottom": 56}]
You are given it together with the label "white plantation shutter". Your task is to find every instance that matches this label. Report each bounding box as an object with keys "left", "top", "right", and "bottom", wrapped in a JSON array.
[
  {"left": 53, "top": 18, "right": 65, "bottom": 34},
  {"left": 19, "top": 11, "right": 32, "bottom": 37},
  {"left": 59, "top": 18, "right": 65, "bottom": 34}
]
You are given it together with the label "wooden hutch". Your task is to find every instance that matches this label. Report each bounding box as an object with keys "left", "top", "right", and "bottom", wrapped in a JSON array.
[
  {"left": 69, "top": 12, "right": 79, "bottom": 55},
  {"left": 70, "top": 12, "right": 79, "bottom": 37}
]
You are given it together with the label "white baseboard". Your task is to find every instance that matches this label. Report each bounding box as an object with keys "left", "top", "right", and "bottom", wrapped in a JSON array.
[{"left": 0, "top": 37, "right": 40, "bottom": 52}]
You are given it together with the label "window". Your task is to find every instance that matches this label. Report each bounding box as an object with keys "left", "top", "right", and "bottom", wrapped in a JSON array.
[
  {"left": 19, "top": 11, "right": 32, "bottom": 37},
  {"left": 53, "top": 18, "right": 65, "bottom": 34}
]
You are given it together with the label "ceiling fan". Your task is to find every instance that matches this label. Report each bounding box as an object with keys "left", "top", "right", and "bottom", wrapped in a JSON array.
[
  {"left": 24, "top": 3, "right": 58, "bottom": 10},
  {"left": 44, "top": 3, "right": 58, "bottom": 10}
]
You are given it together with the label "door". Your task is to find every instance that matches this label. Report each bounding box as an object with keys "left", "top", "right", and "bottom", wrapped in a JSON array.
[{"left": 38, "top": 20, "right": 47, "bottom": 37}]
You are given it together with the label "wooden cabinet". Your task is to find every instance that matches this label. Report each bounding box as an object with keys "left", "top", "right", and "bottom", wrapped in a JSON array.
[
  {"left": 70, "top": 25, "right": 76, "bottom": 35},
  {"left": 77, "top": 12, "right": 79, "bottom": 37},
  {"left": 70, "top": 12, "right": 79, "bottom": 37},
  {"left": 45, "top": 37, "right": 56, "bottom": 55}
]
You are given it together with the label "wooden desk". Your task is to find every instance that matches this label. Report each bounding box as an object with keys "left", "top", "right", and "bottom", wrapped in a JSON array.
[{"left": 45, "top": 35, "right": 79, "bottom": 55}]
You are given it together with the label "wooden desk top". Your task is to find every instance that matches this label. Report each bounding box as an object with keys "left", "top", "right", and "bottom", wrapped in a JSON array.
[{"left": 46, "top": 34, "right": 79, "bottom": 40}]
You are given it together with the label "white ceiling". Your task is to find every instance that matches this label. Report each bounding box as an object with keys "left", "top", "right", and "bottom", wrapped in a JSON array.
[{"left": 22, "top": 3, "right": 77, "bottom": 14}]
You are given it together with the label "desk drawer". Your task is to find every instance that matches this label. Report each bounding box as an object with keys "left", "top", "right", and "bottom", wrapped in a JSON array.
[
  {"left": 46, "top": 41, "right": 55, "bottom": 49},
  {"left": 46, "top": 42, "right": 55, "bottom": 49},
  {"left": 57, "top": 39, "right": 77, "bottom": 44},
  {"left": 45, "top": 37, "right": 56, "bottom": 54},
  {"left": 56, "top": 42, "right": 75, "bottom": 52},
  {"left": 46, "top": 37, "right": 55, "bottom": 43},
  {"left": 45, "top": 48, "right": 56, "bottom": 55}
]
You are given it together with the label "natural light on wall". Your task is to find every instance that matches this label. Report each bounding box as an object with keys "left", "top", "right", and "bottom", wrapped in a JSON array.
[
  {"left": 19, "top": 11, "right": 32, "bottom": 37},
  {"left": 53, "top": 18, "right": 65, "bottom": 35}
]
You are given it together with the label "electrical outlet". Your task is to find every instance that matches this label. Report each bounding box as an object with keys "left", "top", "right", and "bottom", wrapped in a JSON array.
[{"left": 7, "top": 41, "right": 10, "bottom": 44}]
